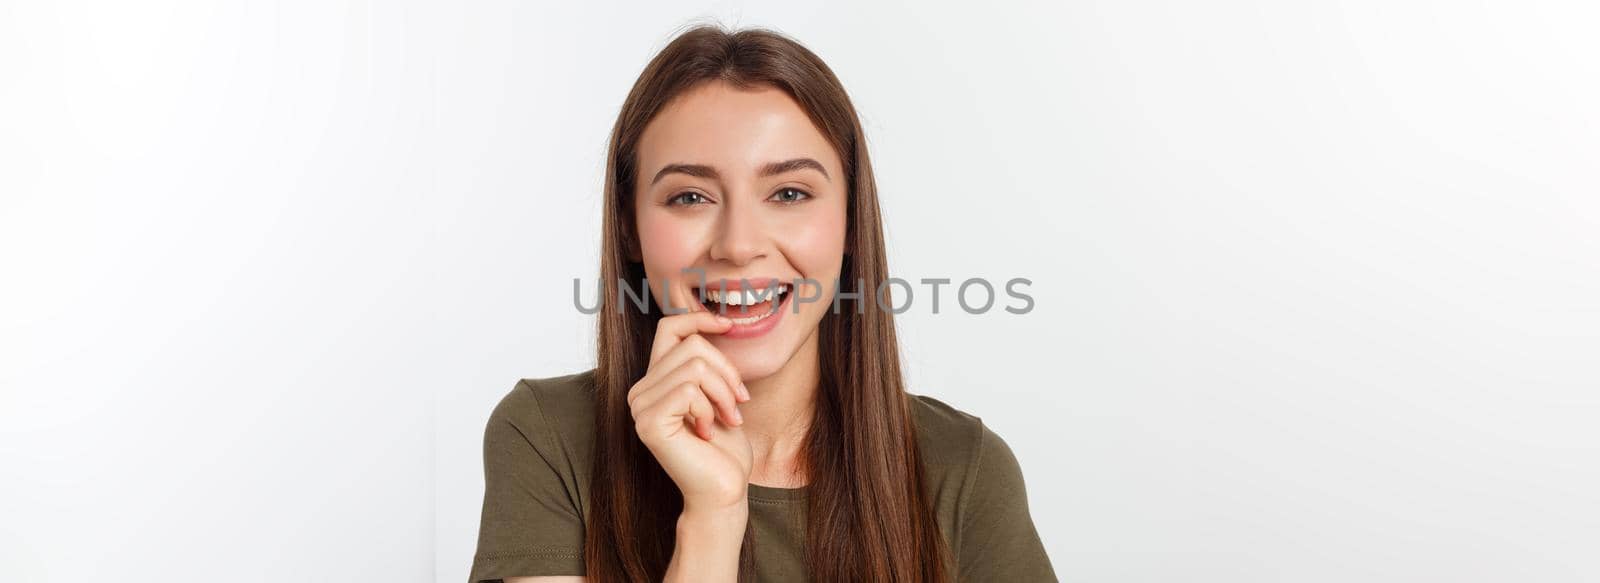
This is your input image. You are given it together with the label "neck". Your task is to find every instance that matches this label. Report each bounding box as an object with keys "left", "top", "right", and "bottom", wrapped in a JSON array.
[{"left": 740, "top": 326, "right": 821, "bottom": 489}]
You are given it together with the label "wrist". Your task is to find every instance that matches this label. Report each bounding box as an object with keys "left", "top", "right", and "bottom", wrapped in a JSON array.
[
  {"left": 666, "top": 502, "right": 747, "bottom": 582},
  {"left": 677, "top": 500, "right": 748, "bottom": 535}
]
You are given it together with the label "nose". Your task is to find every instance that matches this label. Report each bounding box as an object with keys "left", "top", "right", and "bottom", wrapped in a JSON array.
[{"left": 707, "top": 195, "right": 768, "bottom": 266}]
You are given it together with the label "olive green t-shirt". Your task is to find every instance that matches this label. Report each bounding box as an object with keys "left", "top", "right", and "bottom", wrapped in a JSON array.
[{"left": 468, "top": 369, "right": 1057, "bottom": 582}]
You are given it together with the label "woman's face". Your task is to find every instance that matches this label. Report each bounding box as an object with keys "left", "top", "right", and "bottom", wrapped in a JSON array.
[{"left": 633, "top": 80, "right": 848, "bottom": 382}]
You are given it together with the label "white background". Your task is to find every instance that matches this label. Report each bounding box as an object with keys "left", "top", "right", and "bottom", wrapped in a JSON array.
[{"left": 3, "top": 1, "right": 1597, "bottom": 581}]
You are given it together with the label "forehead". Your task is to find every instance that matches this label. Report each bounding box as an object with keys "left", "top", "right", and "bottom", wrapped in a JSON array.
[{"left": 636, "top": 81, "right": 842, "bottom": 181}]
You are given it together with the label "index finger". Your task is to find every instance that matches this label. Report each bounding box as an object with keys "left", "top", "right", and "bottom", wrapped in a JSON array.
[{"left": 650, "top": 310, "right": 733, "bottom": 366}]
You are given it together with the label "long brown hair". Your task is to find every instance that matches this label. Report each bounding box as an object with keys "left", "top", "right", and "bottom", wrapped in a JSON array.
[{"left": 587, "top": 24, "right": 949, "bottom": 582}]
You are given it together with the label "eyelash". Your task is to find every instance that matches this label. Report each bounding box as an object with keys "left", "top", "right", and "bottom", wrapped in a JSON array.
[
  {"left": 665, "top": 187, "right": 813, "bottom": 207},
  {"left": 770, "top": 187, "right": 813, "bottom": 204},
  {"left": 666, "top": 191, "right": 710, "bottom": 206}
]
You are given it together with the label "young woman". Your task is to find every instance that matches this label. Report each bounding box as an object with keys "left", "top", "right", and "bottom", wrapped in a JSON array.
[{"left": 469, "top": 25, "right": 1055, "bottom": 583}]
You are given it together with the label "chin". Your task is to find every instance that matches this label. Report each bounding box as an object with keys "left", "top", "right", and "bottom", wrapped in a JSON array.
[{"left": 714, "top": 339, "right": 793, "bottom": 382}]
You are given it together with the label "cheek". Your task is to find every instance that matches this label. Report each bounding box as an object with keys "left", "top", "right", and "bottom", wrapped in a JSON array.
[
  {"left": 775, "top": 199, "right": 848, "bottom": 278},
  {"left": 635, "top": 211, "right": 706, "bottom": 291}
]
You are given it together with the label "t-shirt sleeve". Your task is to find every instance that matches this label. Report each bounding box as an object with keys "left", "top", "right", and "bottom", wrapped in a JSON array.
[
  {"left": 955, "top": 424, "right": 1058, "bottom": 582},
  {"left": 468, "top": 380, "right": 587, "bottom": 582}
]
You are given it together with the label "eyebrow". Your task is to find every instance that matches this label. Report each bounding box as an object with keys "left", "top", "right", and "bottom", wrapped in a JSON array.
[{"left": 649, "top": 157, "right": 830, "bottom": 186}]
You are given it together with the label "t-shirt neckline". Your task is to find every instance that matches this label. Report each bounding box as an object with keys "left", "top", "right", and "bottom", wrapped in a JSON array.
[{"left": 747, "top": 482, "right": 807, "bottom": 502}]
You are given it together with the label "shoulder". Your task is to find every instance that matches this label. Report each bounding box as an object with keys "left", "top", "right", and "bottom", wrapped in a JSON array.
[
  {"left": 907, "top": 392, "right": 1051, "bottom": 579},
  {"left": 490, "top": 369, "right": 597, "bottom": 422},
  {"left": 473, "top": 372, "right": 595, "bottom": 579},
  {"left": 906, "top": 392, "right": 1030, "bottom": 510},
  {"left": 906, "top": 392, "right": 1018, "bottom": 469},
  {"left": 907, "top": 393, "right": 985, "bottom": 466},
  {"left": 485, "top": 369, "right": 598, "bottom": 458}
]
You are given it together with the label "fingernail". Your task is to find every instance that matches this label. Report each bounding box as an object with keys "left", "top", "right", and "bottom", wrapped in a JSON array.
[
  {"left": 739, "top": 383, "right": 751, "bottom": 401},
  {"left": 732, "top": 408, "right": 743, "bottom": 424}
]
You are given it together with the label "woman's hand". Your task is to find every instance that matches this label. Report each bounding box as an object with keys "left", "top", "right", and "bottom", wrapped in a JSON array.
[{"left": 628, "top": 310, "right": 754, "bottom": 513}]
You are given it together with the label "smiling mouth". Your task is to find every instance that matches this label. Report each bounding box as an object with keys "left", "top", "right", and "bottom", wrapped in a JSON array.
[{"left": 692, "top": 282, "right": 793, "bottom": 324}]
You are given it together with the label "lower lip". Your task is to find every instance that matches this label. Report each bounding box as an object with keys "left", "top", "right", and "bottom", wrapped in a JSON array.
[{"left": 714, "top": 292, "right": 790, "bottom": 339}]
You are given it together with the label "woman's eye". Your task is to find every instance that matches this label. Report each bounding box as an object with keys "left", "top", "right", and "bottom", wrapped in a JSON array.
[
  {"left": 770, "top": 187, "right": 812, "bottom": 204},
  {"left": 667, "top": 191, "right": 708, "bottom": 206}
]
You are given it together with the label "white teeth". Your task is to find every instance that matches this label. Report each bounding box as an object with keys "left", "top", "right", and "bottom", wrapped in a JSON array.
[
  {"left": 703, "top": 283, "right": 790, "bottom": 306},
  {"left": 727, "top": 309, "right": 777, "bottom": 325}
]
